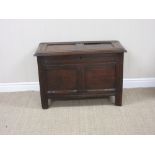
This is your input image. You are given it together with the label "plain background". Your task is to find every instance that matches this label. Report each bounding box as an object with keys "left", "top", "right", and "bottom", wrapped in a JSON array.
[
  {"left": 0, "top": 19, "right": 155, "bottom": 83},
  {"left": 0, "top": 0, "right": 155, "bottom": 154}
]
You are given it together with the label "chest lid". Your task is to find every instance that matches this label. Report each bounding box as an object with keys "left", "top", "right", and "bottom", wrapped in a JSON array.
[{"left": 34, "top": 41, "right": 126, "bottom": 56}]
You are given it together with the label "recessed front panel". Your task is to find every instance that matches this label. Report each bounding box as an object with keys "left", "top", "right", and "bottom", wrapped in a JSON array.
[
  {"left": 85, "top": 63, "right": 116, "bottom": 90},
  {"left": 46, "top": 67, "right": 78, "bottom": 93}
]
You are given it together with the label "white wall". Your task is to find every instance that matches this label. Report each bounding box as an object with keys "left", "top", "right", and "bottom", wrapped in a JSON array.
[{"left": 0, "top": 19, "right": 155, "bottom": 83}]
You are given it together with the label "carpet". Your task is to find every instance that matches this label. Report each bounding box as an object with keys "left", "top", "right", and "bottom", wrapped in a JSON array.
[{"left": 0, "top": 88, "right": 155, "bottom": 134}]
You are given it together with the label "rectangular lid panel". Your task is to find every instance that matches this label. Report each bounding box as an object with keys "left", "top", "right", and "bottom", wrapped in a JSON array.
[
  {"left": 34, "top": 41, "right": 126, "bottom": 56},
  {"left": 46, "top": 42, "right": 114, "bottom": 52}
]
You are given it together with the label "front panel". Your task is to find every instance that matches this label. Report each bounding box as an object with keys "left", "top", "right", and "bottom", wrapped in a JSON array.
[
  {"left": 84, "top": 63, "right": 116, "bottom": 92},
  {"left": 45, "top": 66, "right": 79, "bottom": 95}
]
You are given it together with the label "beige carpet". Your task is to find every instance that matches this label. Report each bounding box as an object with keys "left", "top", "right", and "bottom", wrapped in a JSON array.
[{"left": 0, "top": 88, "right": 155, "bottom": 135}]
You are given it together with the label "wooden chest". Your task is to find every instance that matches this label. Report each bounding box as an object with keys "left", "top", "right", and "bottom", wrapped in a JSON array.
[{"left": 34, "top": 41, "right": 126, "bottom": 109}]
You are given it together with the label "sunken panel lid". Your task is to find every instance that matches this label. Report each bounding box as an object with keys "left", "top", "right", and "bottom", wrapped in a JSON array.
[{"left": 34, "top": 41, "right": 126, "bottom": 56}]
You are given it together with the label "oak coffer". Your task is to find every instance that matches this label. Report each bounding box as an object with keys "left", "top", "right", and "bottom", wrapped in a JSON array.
[{"left": 34, "top": 41, "right": 126, "bottom": 109}]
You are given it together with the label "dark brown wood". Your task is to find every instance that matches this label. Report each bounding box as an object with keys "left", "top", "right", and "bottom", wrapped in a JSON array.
[{"left": 34, "top": 41, "right": 126, "bottom": 109}]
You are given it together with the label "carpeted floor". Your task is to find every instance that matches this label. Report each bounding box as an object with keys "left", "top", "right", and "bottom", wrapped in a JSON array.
[{"left": 0, "top": 88, "right": 155, "bottom": 135}]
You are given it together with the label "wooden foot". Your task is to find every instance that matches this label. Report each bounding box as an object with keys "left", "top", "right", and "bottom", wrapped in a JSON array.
[
  {"left": 115, "top": 92, "right": 122, "bottom": 106},
  {"left": 42, "top": 103, "right": 48, "bottom": 109},
  {"left": 41, "top": 97, "right": 48, "bottom": 109}
]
